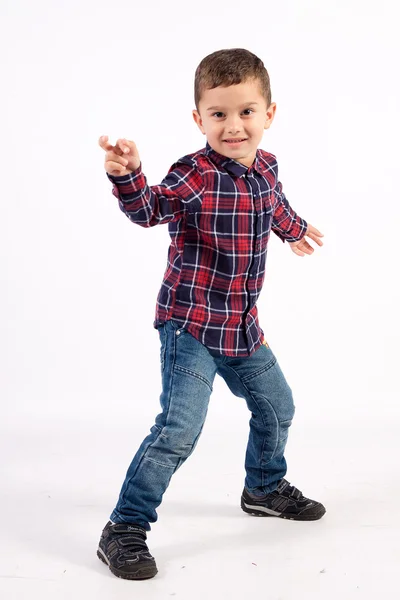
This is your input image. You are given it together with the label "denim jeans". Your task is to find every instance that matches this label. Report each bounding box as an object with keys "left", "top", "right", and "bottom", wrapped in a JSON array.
[{"left": 110, "top": 319, "right": 295, "bottom": 530}]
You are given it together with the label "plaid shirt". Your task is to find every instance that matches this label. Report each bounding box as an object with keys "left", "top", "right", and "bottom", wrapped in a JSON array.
[{"left": 107, "top": 143, "right": 307, "bottom": 356}]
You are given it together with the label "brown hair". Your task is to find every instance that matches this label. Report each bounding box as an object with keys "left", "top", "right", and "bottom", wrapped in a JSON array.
[{"left": 194, "top": 48, "right": 271, "bottom": 110}]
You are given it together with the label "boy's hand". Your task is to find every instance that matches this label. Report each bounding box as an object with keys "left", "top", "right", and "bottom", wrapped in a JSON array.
[
  {"left": 288, "top": 224, "right": 324, "bottom": 257},
  {"left": 98, "top": 135, "right": 141, "bottom": 176}
]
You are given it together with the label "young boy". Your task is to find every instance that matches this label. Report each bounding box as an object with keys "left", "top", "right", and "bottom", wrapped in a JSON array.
[{"left": 97, "top": 48, "right": 325, "bottom": 580}]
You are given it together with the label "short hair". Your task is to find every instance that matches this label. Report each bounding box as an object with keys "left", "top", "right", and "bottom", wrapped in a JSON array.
[{"left": 194, "top": 48, "right": 271, "bottom": 110}]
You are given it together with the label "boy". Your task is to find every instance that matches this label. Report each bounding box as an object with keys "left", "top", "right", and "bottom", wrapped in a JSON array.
[{"left": 97, "top": 48, "right": 325, "bottom": 581}]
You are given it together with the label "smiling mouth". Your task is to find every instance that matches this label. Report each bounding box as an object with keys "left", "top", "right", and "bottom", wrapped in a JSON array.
[{"left": 223, "top": 138, "right": 247, "bottom": 144}]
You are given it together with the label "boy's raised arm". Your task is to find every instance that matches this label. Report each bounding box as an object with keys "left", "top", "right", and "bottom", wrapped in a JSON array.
[{"left": 99, "top": 136, "right": 203, "bottom": 227}]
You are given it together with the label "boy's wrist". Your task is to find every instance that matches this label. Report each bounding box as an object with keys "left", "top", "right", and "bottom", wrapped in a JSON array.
[{"left": 107, "top": 163, "right": 142, "bottom": 182}]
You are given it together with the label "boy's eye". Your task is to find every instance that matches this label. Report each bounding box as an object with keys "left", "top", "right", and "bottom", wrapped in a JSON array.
[{"left": 211, "top": 109, "right": 253, "bottom": 118}]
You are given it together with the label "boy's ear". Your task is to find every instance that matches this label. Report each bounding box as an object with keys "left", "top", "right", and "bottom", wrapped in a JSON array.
[
  {"left": 264, "top": 102, "right": 277, "bottom": 130},
  {"left": 193, "top": 110, "right": 206, "bottom": 135}
]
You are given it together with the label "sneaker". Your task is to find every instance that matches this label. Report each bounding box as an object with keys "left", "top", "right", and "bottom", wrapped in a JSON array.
[
  {"left": 241, "top": 479, "right": 326, "bottom": 521},
  {"left": 97, "top": 521, "right": 158, "bottom": 580}
]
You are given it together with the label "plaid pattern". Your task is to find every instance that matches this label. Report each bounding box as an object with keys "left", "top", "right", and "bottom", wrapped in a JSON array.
[{"left": 107, "top": 143, "right": 307, "bottom": 356}]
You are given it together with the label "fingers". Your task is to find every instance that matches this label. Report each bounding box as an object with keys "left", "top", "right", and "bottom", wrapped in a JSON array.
[
  {"left": 305, "top": 224, "right": 324, "bottom": 249},
  {"left": 105, "top": 153, "right": 129, "bottom": 175},
  {"left": 116, "top": 138, "right": 138, "bottom": 156},
  {"left": 295, "top": 242, "right": 313, "bottom": 255},
  {"left": 291, "top": 239, "right": 313, "bottom": 256},
  {"left": 307, "top": 224, "right": 324, "bottom": 238},
  {"left": 308, "top": 232, "right": 324, "bottom": 246},
  {"left": 116, "top": 138, "right": 131, "bottom": 154},
  {"left": 99, "top": 135, "right": 129, "bottom": 155},
  {"left": 290, "top": 223, "right": 325, "bottom": 256},
  {"left": 105, "top": 151, "right": 129, "bottom": 165},
  {"left": 106, "top": 161, "right": 127, "bottom": 176},
  {"left": 301, "top": 240, "right": 315, "bottom": 254},
  {"left": 98, "top": 135, "right": 114, "bottom": 151},
  {"left": 291, "top": 246, "right": 305, "bottom": 257},
  {"left": 99, "top": 136, "right": 137, "bottom": 158},
  {"left": 100, "top": 135, "right": 139, "bottom": 175}
]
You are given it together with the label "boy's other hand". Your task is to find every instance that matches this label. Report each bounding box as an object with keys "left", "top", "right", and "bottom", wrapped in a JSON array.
[
  {"left": 98, "top": 135, "right": 141, "bottom": 176},
  {"left": 288, "top": 224, "right": 324, "bottom": 257}
]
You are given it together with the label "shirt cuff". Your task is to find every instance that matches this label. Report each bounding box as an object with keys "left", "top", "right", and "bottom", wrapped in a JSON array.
[
  {"left": 106, "top": 163, "right": 142, "bottom": 184},
  {"left": 106, "top": 164, "right": 145, "bottom": 201},
  {"left": 272, "top": 217, "right": 308, "bottom": 243}
]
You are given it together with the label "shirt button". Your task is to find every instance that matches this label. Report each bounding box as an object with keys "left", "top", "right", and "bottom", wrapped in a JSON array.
[{"left": 176, "top": 330, "right": 181, "bottom": 336}]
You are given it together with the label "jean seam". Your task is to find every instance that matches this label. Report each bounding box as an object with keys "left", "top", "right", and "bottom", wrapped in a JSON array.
[
  {"left": 174, "top": 364, "right": 213, "bottom": 392},
  {"left": 143, "top": 455, "right": 176, "bottom": 468},
  {"left": 241, "top": 356, "right": 277, "bottom": 383},
  {"left": 161, "top": 322, "right": 178, "bottom": 434}
]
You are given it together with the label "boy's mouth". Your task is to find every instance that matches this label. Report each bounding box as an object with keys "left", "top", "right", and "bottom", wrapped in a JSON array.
[{"left": 223, "top": 138, "right": 248, "bottom": 145}]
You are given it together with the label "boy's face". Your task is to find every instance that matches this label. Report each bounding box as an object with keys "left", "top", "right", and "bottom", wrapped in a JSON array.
[{"left": 193, "top": 78, "right": 276, "bottom": 167}]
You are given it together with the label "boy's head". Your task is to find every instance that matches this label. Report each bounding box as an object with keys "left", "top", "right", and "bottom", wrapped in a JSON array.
[{"left": 193, "top": 48, "right": 276, "bottom": 167}]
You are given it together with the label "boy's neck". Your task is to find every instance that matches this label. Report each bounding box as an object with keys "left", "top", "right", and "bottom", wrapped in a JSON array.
[{"left": 205, "top": 141, "right": 258, "bottom": 169}]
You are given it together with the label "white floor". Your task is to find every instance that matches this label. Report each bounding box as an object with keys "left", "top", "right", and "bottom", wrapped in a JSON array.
[{"left": 1, "top": 416, "right": 398, "bottom": 600}]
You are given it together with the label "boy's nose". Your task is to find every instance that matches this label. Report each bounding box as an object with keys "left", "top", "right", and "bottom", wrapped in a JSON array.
[
  {"left": 226, "top": 119, "right": 242, "bottom": 134},
  {"left": 228, "top": 126, "right": 241, "bottom": 134}
]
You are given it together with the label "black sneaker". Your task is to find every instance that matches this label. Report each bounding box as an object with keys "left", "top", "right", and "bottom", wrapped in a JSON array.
[
  {"left": 241, "top": 479, "right": 326, "bottom": 521},
  {"left": 97, "top": 521, "right": 158, "bottom": 580}
]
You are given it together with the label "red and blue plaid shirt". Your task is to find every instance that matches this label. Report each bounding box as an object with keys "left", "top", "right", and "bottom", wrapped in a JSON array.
[{"left": 107, "top": 143, "right": 307, "bottom": 356}]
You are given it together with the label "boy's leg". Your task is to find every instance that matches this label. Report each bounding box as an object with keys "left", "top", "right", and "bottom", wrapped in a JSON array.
[
  {"left": 217, "top": 342, "right": 294, "bottom": 495},
  {"left": 110, "top": 319, "right": 219, "bottom": 529},
  {"left": 217, "top": 342, "right": 325, "bottom": 520}
]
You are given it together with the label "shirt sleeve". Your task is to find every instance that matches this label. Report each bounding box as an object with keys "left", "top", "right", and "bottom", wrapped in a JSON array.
[
  {"left": 271, "top": 180, "right": 308, "bottom": 243},
  {"left": 107, "top": 160, "right": 204, "bottom": 227}
]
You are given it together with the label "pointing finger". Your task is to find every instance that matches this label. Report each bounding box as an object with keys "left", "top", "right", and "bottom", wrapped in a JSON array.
[{"left": 99, "top": 135, "right": 114, "bottom": 151}]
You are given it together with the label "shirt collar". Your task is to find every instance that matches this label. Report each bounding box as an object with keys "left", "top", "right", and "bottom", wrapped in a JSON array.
[{"left": 205, "top": 142, "right": 263, "bottom": 177}]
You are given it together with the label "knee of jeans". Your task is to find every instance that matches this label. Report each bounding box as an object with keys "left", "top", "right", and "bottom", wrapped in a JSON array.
[
  {"left": 151, "top": 424, "right": 198, "bottom": 457},
  {"left": 281, "top": 384, "right": 295, "bottom": 422},
  {"left": 278, "top": 418, "right": 293, "bottom": 442},
  {"left": 279, "top": 392, "right": 294, "bottom": 435}
]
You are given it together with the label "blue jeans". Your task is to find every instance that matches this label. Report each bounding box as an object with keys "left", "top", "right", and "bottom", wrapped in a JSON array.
[{"left": 110, "top": 319, "right": 295, "bottom": 530}]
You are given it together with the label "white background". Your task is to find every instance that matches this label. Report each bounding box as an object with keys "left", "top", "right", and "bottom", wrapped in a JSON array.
[{"left": 1, "top": 0, "right": 399, "bottom": 598}]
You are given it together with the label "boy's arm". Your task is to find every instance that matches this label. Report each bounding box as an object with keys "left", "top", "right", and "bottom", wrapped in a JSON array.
[
  {"left": 107, "top": 161, "right": 203, "bottom": 227},
  {"left": 271, "top": 180, "right": 308, "bottom": 243}
]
